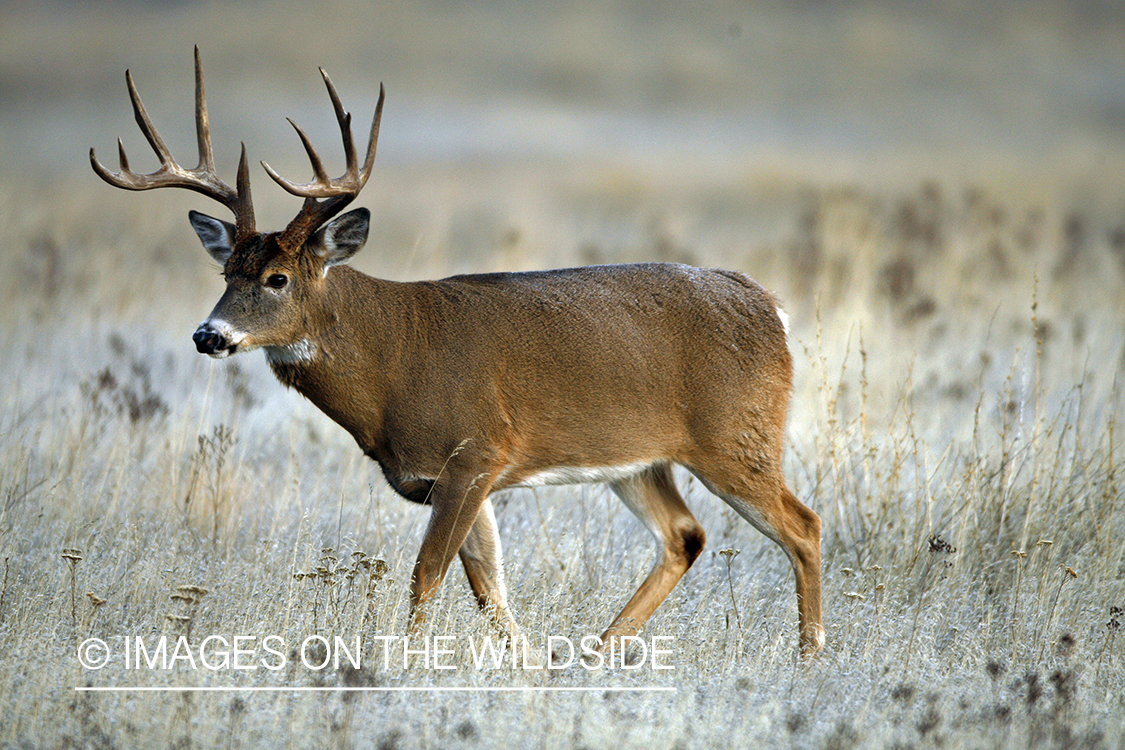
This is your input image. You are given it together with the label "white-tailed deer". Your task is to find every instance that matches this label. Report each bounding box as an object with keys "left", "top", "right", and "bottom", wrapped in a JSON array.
[{"left": 91, "top": 49, "right": 825, "bottom": 656}]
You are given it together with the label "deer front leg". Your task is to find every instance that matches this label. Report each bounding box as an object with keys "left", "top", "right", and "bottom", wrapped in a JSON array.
[
  {"left": 459, "top": 498, "right": 519, "bottom": 636},
  {"left": 408, "top": 466, "right": 497, "bottom": 633}
]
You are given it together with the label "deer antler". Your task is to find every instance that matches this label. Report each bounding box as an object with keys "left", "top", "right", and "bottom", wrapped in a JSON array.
[
  {"left": 90, "top": 46, "right": 256, "bottom": 241},
  {"left": 264, "top": 70, "right": 385, "bottom": 246}
]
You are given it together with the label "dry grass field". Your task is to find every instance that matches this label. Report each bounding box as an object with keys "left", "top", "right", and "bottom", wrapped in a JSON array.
[{"left": 1, "top": 1, "right": 1124, "bottom": 748}]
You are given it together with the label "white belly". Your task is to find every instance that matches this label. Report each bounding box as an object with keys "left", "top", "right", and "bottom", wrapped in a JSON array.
[{"left": 504, "top": 461, "right": 652, "bottom": 488}]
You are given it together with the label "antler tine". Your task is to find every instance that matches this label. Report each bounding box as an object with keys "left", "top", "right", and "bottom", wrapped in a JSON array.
[
  {"left": 233, "top": 142, "right": 255, "bottom": 237},
  {"left": 116, "top": 139, "right": 130, "bottom": 172},
  {"left": 361, "top": 83, "right": 386, "bottom": 181},
  {"left": 322, "top": 68, "right": 358, "bottom": 182},
  {"left": 193, "top": 45, "right": 216, "bottom": 174},
  {"left": 90, "top": 47, "right": 255, "bottom": 238},
  {"left": 263, "top": 119, "right": 332, "bottom": 193},
  {"left": 261, "top": 70, "right": 360, "bottom": 199},
  {"left": 126, "top": 68, "right": 175, "bottom": 172}
]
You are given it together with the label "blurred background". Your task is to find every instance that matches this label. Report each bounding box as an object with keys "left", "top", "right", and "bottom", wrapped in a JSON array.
[{"left": 4, "top": 0, "right": 1125, "bottom": 180}]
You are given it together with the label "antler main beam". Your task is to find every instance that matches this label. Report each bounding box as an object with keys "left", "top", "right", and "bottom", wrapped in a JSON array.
[
  {"left": 90, "top": 46, "right": 255, "bottom": 239},
  {"left": 266, "top": 72, "right": 385, "bottom": 244}
]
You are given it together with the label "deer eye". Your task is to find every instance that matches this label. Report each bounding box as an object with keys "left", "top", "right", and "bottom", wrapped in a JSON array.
[{"left": 266, "top": 273, "right": 289, "bottom": 289}]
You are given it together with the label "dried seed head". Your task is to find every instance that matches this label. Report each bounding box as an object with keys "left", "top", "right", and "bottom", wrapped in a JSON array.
[
  {"left": 1063, "top": 566, "right": 1077, "bottom": 579},
  {"left": 86, "top": 592, "right": 106, "bottom": 607},
  {"left": 1036, "top": 539, "right": 1054, "bottom": 547},
  {"left": 178, "top": 585, "right": 209, "bottom": 597},
  {"left": 62, "top": 548, "right": 83, "bottom": 564},
  {"left": 1056, "top": 633, "right": 1076, "bottom": 659},
  {"left": 172, "top": 585, "right": 209, "bottom": 606},
  {"left": 1012, "top": 550, "right": 1027, "bottom": 560},
  {"left": 843, "top": 592, "right": 866, "bottom": 601},
  {"left": 928, "top": 535, "right": 956, "bottom": 554}
]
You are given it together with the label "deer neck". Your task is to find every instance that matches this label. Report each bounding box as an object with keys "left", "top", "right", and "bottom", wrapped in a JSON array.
[{"left": 265, "top": 266, "right": 408, "bottom": 451}]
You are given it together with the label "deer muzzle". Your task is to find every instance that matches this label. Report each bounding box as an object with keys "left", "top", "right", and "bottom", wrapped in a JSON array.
[
  {"left": 192, "top": 320, "right": 244, "bottom": 358},
  {"left": 192, "top": 325, "right": 226, "bottom": 355}
]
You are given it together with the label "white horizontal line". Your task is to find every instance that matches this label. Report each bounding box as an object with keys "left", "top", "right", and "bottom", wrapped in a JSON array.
[{"left": 75, "top": 686, "right": 675, "bottom": 693}]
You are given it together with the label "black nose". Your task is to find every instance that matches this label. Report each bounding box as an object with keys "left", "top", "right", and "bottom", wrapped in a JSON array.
[{"left": 192, "top": 326, "right": 226, "bottom": 354}]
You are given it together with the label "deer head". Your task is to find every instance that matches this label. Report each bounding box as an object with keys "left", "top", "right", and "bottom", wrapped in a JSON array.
[{"left": 90, "top": 47, "right": 384, "bottom": 359}]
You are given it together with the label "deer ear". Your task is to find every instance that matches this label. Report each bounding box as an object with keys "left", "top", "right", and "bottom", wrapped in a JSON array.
[
  {"left": 314, "top": 208, "right": 370, "bottom": 269},
  {"left": 189, "top": 210, "right": 236, "bottom": 264}
]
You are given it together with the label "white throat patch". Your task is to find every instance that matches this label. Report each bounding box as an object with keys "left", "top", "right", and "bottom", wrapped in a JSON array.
[{"left": 265, "top": 338, "right": 318, "bottom": 366}]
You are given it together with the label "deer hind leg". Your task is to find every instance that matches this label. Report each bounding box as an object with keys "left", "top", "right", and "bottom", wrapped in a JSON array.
[
  {"left": 688, "top": 461, "right": 824, "bottom": 656},
  {"left": 458, "top": 498, "right": 519, "bottom": 636},
  {"left": 600, "top": 462, "right": 706, "bottom": 646}
]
